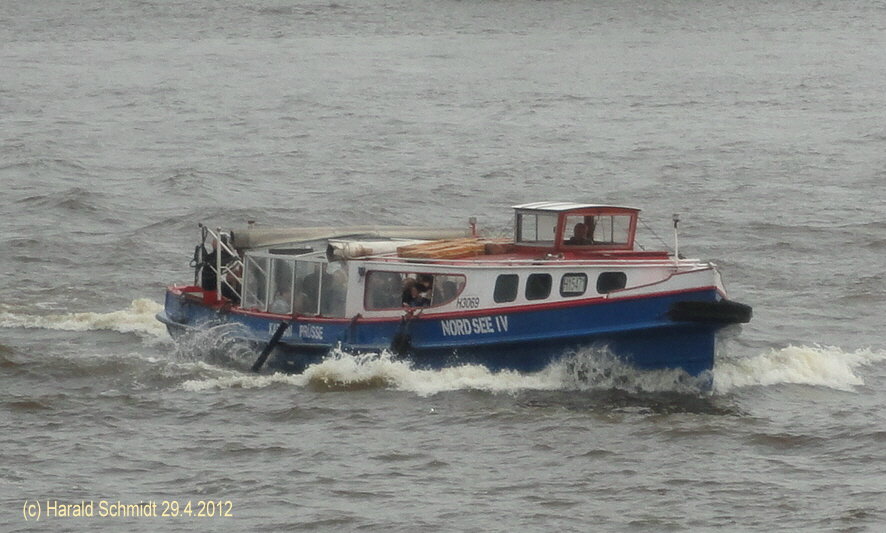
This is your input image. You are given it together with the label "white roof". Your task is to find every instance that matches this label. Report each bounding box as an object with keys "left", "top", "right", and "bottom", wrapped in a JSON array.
[{"left": 512, "top": 201, "right": 639, "bottom": 212}]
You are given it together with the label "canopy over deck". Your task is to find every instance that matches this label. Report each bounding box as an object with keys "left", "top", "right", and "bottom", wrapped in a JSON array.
[{"left": 231, "top": 225, "right": 472, "bottom": 251}]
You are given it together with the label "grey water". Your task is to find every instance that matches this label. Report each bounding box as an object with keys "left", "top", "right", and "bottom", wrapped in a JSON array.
[{"left": 2, "top": 1, "right": 885, "bottom": 531}]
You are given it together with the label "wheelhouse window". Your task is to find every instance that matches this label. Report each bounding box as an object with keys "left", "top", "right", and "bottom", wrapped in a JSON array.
[
  {"left": 516, "top": 212, "right": 558, "bottom": 245},
  {"left": 364, "top": 271, "right": 465, "bottom": 310},
  {"left": 560, "top": 273, "right": 587, "bottom": 297},
  {"left": 525, "top": 273, "right": 552, "bottom": 300},
  {"left": 494, "top": 274, "right": 519, "bottom": 303},
  {"left": 562, "top": 214, "right": 633, "bottom": 246},
  {"left": 593, "top": 215, "right": 632, "bottom": 245},
  {"left": 596, "top": 272, "right": 627, "bottom": 293}
]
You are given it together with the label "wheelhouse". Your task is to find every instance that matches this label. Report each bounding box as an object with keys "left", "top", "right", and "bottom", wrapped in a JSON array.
[{"left": 513, "top": 202, "right": 640, "bottom": 253}]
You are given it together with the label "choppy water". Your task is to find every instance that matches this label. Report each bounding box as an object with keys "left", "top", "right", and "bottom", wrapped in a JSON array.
[{"left": 2, "top": 1, "right": 885, "bottom": 531}]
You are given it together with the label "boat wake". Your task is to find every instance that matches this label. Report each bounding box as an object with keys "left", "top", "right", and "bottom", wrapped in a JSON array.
[
  {"left": 713, "top": 344, "right": 885, "bottom": 393},
  {"left": 0, "top": 298, "right": 168, "bottom": 342},
  {"left": 180, "top": 344, "right": 885, "bottom": 397}
]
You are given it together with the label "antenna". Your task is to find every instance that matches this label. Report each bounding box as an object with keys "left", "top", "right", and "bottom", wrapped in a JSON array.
[{"left": 672, "top": 213, "right": 680, "bottom": 265}]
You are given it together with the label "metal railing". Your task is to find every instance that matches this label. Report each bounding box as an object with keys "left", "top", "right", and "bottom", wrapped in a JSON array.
[{"left": 196, "top": 224, "right": 243, "bottom": 302}]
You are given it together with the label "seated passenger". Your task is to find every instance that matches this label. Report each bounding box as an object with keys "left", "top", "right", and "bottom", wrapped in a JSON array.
[
  {"left": 269, "top": 287, "right": 292, "bottom": 314},
  {"left": 565, "top": 223, "right": 591, "bottom": 245},
  {"left": 434, "top": 280, "right": 458, "bottom": 304}
]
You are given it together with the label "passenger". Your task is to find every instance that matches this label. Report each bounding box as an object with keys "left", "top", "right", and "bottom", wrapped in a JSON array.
[
  {"left": 320, "top": 265, "right": 348, "bottom": 317},
  {"left": 269, "top": 286, "right": 292, "bottom": 314},
  {"left": 416, "top": 274, "right": 434, "bottom": 294},
  {"left": 438, "top": 280, "right": 458, "bottom": 303},
  {"left": 292, "top": 291, "right": 310, "bottom": 314},
  {"left": 404, "top": 284, "right": 430, "bottom": 308},
  {"left": 201, "top": 237, "right": 234, "bottom": 291},
  {"left": 565, "top": 223, "right": 591, "bottom": 245},
  {"left": 401, "top": 278, "right": 417, "bottom": 306},
  {"left": 401, "top": 278, "right": 430, "bottom": 307},
  {"left": 298, "top": 263, "right": 322, "bottom": 314}
]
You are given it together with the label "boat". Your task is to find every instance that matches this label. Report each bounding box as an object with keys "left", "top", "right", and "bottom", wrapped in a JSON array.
[{"left": 156, "top": 202, "right": 751, "bottom": 378}]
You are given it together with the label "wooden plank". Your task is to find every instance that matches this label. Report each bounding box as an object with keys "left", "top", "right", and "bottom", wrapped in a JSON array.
[{"left": 397, "top": 239, "right": 487, "bottom": 259}]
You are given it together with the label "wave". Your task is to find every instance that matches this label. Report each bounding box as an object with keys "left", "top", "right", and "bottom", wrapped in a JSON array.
[
  {"left": 180, "top": 349, "right": 563, "bottom": 395},
  {"left": 0, "top": 298, "right": 168, "bottom": 340},
  {"left": 713, "top": 344, "right": 885, "bottom": 392},
  {"left": 181, "top": 347, "right": 709, "bottom": 396},
  {"left": 180, "top": 344, "right": 885, "bottom": 397}
]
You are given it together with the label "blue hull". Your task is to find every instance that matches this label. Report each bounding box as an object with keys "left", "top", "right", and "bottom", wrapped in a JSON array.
[{"left": 159, "top": 288, "right": 737, "bottom": 377}]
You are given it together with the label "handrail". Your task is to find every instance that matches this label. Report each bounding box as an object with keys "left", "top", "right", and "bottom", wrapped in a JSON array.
[{"left": 197, "top": 224, "right": 243, "bottom": 301}]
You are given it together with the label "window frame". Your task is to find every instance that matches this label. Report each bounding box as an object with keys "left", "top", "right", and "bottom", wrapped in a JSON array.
[
  {"left": 363, "top": 270, "right": 466, "bottom": 311},
  {"left": 525, "top": 273, "right": 553, "bottom": 301},
  {"left": 596, "top": 272, "right": 627, "bottom": 294},
  {"left": 493, "top": 274, "right": 520, "bottom": 303}
]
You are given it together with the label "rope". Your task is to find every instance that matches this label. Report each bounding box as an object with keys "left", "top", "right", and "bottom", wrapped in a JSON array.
[{"left": 639, "top": 218, "right": 673, "bottom": 253}]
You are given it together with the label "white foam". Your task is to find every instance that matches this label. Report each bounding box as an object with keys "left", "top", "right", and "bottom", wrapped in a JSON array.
[
  {"left": 0, "top": 298, "right": 169, "bottom": 340},
  {"left": 177, "top": 347, "right": 707, "bottom": 396},
  {"left": 176, "top": 344, "right": 886, "bottom": 397},
  {"left": 306, "top": 349, "right": 565, "bottom": 396},
  {"left": 180, "top": 371, "right": 307, "bottom": 392},
  {"left": 713, "top": 344, "right": 885, "bottom": 392}
]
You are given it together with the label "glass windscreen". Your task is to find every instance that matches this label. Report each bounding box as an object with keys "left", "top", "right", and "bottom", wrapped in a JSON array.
[
  {"left": 516, "top": 212, "right": 558, "bottom": 244},
  {"left": 562, "top": 214, "right": 632, "bottom": 246}
]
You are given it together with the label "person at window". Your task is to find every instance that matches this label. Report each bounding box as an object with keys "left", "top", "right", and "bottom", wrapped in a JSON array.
[
  {"left": 565, "top": 223, "right": 591, "bottom": 245},
  {"left": 416, "top": 274, "right": 433, "bottom": 295},
  {"left": 405, "top": 284, "right": 430, "bottom": 307},
  {"left": 402, "top": 278, "right": 430, "bottom": 307}
]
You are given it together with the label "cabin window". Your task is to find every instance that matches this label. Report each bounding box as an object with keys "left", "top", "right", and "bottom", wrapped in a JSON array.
[
  {"left": 364, "top": 271, "right": 465, "bottom": 310},
  {"left": 365, "top": 271, "right": 403, "bottom": 310},
  {"left": 242, "top": 255, "right": 269, "bottom": 310},
  {"left": 431, "top": 274, "right": 466, "bottom": 307},
  {"left": 493, "top": 274, "right": 519, "bottom": 303},
  {"left": 596, "top": 272, "right": 627, "bottom": 293},
  {"left": 293, "top": 261, "right": 321, "bottom": 315},
  {"left": 268, "top": 258, "right": 294, "bottom": 314},
  {"left": 319, "top": 262, "right": 348, "bottom": 317},
  {"left": 516, "top": 212, "right": 558, "bottom": 244},
  {"left": 560, "top": 273, "right": 588, "bottom": 297},
  {"left": 525, "top": 273, "right": 552, "bottom": 300}
]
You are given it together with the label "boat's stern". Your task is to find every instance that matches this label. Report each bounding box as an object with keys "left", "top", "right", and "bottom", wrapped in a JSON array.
[{"left": 156, "top": 285, "right": 210, "bottom": 337}]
